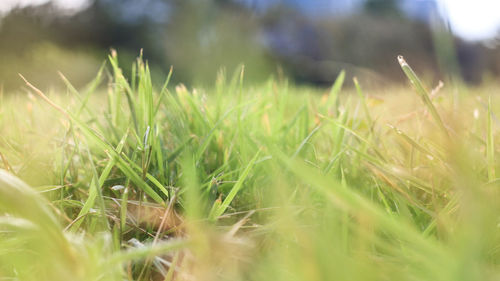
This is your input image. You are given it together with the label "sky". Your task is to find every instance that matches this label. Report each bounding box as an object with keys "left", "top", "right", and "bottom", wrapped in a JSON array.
[
  {"left": 0, "top": 0, "right": 499, "bottom": 41},
  {"left": 437, "top": 0, "right": 500, "bottom": 41},
  {"left": 0, "top": 0, "right": 90, "bottom": 15}
]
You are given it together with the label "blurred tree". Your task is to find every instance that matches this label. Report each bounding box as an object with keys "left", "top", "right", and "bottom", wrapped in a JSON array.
[
  {"left": 0, "top": 0, "right": 499, "bottom": 90},
  {"left": 161, "top": 0, "right": 273, "bottom": 85},
  {"left": 364, "top": 0, "right": 400, "bottom": 16}
]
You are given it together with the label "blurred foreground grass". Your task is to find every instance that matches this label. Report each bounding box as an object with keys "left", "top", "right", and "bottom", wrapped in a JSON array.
[{"left": 1, "top": 53, "right": 500, "bottom": 281}]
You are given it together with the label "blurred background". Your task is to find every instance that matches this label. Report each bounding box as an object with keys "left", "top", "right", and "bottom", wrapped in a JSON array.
[{"left": 0, "top": 0, "right": 499, "bottom": 91}]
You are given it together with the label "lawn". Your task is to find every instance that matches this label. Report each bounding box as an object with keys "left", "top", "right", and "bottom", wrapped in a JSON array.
[{"left": 1, "top": 52, "right": 499, "bottom": 281}]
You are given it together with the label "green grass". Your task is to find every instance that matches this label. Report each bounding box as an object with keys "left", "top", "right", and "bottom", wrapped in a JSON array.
[{"left": 1, "top": 53, "right": 500, "bottom": 281}]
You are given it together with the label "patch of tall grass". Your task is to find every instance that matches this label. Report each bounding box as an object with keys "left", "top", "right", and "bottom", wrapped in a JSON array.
[{"left": 0, "top": 53, "right": 500, "bottom": 280}]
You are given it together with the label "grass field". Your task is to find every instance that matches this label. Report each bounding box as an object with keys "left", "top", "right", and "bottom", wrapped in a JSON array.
[{"left": 1, "top": 52, "right": 500, "bottom": 281}]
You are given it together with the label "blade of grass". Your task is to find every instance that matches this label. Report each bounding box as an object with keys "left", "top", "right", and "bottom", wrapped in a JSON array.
[
  {"left": 388, "top": 124, "right": 443, "bottom": 162},
  {"left": 83, "top": 142, "right": 110, "bottom": 231},
  {"left": 398, "top": 56, "right": 449, "bottom": 137},
  {"left": 292, "top": 125, "right": 321, "bottom": 159},
  {"left": 353, "top": 77, "right": 373, "bottom": 128},
  {"left": 209, "top": 150, "right": 261, "bottom": 220},
  {"left": 108, "top": 52, "right": 138, "bottom": 133},
  {"left": 154, "top": 66, "right": 174, "bottom": 115},
  {"left": 70, "top": 132, "right": 128, "bottom": 232},
  {"left": 326, "top": 70, "right": 346, "bottom": 116}
]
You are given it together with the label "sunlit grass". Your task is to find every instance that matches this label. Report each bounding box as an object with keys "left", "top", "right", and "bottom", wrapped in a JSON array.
[{"left": 1, "top": 53, "right": 500, "bottom": 280}]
